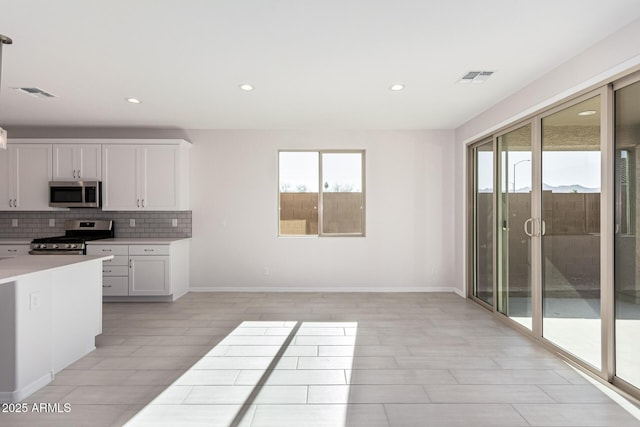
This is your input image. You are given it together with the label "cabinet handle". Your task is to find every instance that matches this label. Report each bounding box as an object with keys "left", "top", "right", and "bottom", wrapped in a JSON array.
[
  {"left": 8, "top": 249, "right": 17, "bottom": 252},
  {"left": 13, "top": 199, "right": 16, "bottom": 207},
  {"left": 103, "top": 285, "right": 112, "bottom": 288},
  {"left": 103, "top": 270, "right": 112, "bottom": 273},
  {"left": 73, "top": 170, "right": 77, "bottom": 179},
  {"left": 78, "top": 170, "right": 81, "bottom": 179},
  {"left": 137, "top": 199, "right": 140, "bottom": 208},
  {"left": 129, "top": 259, "right": 133, "bottom": 268},
  {"left": 144, "top": 249, "right": 154, "bottom": 252},
  {"left": 8, "top": 199, "right": 12, "bottom": 207},
  {"left": 102, "top": 249, "right": 112, "bottom": 252},
  {"left": 142, "top": 199, "right": 145, "bottom": 208}
]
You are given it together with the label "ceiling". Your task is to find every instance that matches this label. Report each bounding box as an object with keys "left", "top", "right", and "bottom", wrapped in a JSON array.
[{"left": 1, "top": 1, "right": 640, "bottom": 131}]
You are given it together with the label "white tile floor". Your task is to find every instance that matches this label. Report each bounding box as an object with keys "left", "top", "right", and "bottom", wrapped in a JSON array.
[{"left": 1, "top": 292, "right": 639, "bottom": 426}]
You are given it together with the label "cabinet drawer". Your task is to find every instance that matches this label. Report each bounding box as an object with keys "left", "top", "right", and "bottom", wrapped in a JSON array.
[
  {"left": 102, "top": 265, "right": 128, "bottom": 276},
  {"left": 87, "top": 245, "right": 128, "bottom": 256},
  {"left": 129, "top": 245, "right": 170, "bottom": 256},
  {"left": 102, "top": 276, "right": 129, "bottom": 296},
  {"left": 102, "top": 255, "right": 128, "bottom": 266},
  {"left": 0, "top": 245, "right": 30, "bottom": 256}
]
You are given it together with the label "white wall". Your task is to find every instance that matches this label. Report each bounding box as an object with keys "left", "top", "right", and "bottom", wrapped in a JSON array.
[
  {"left": 187, "top": 129, "right": 456, "bottom": 291},
  {"left": 454, "top": 17, "right": 640, "bottom": 296}
]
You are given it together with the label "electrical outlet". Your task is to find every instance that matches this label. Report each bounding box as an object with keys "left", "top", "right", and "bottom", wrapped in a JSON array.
[
  {"left": 49, "top": 218, "right": 55, "bottom": 227},
  {"left": 172, "top": 219, "right": 178, "bottom": 227},
  {"left": 11, "top": 219, "right": 18, "bottom": 227},
  {"left": 30, "top": 292, "right": 41, "bottom": 310},
  {"left": 130, "top": 219, "right": 136, "bottom": 227}
]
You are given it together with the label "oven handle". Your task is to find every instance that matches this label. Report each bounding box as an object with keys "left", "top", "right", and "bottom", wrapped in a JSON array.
[{"left": 29, "top": 250, "right": 85, "bottom": 255}]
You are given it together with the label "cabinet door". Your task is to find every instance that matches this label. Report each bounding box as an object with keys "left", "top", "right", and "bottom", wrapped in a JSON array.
[
  {"left": 53, "top": 145, "right": 102, "bottom": 181},
  {"left": 129, "top": 255, "right": 171, "bottom": 295},
  {"left": 0, "top": 146, "right": 12, "bottom": 210},
  {"left": 78, "top": 145, "right": 101, "bottom": 180},
  {"left": 13, "top": 144, "right": 53, "bottom": 211},
  {"left": 141, "top": 146, "right": 179, "bottom": 210},
  {"left": 52, "top": 145, "right": 76, "bottom": 180},
  {"left": 102, "top": 145, "right": 141, "bottom": 210}
]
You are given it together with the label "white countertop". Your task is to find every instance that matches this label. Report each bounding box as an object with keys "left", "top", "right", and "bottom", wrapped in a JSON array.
[
  {"left": 0, "top": 254, "right": 113, "bottom": 284},
  {"left": 86, "top": 237, "right": 191, "bottom": 245},
  {"left": 0, "top": 239, "right": 32, "bottom": 245}
]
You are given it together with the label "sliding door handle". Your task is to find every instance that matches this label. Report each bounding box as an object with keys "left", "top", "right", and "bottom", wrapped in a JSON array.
[
  {"left": 541, "top": 219, "right": 546, "bottom": 236},
  {"left": 524, "top": 218, "right": 533, "bottom": 237}
]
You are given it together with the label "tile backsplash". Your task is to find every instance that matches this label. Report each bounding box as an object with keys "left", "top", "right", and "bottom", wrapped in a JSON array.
[{"left": 0, "top": 210, "right": 192, "bottom": 239}]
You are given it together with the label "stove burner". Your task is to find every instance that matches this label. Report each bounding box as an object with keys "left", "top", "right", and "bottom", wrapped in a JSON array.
[{"left": 29, "top": 220, "right": 114, "bottom": 255}]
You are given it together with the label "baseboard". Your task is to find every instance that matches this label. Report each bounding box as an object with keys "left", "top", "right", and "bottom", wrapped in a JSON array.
[
  {"left": 189, "top": 286, "right": 461, "bottom": 293},
  {"left": 103, "top": 295, "right": 175, "bottom": 302},
  {"left": 171, "top": 288, "right": 189, "bottom": 301},
  {"left": 0, "top": 372, "right": 53, "bottom": 403},
  {"left": 453, "top": 287, "right": 465, "bottom": 298}
]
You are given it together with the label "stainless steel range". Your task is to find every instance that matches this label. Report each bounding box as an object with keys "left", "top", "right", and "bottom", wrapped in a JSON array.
[{"left": 29, "top": 220, "right": 114, "bottom": 255}]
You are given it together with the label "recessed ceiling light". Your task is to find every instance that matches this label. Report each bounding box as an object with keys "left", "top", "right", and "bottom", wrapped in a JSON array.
[
  {"left": 390, "top": 84, "right": 405, "bottom": 91},
  {"left": 239, "top": 84, "right": 254, "bottom": 91},
  {"left": 578, "top": 110, "right": 597, "bottom": 116},
  {"left": 126, "top": 98, "right": 141, "bottom": 104}
]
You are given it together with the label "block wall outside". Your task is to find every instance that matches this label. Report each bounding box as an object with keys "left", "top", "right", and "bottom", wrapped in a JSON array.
[
  {"left": 279, "top": 192, "right": 363, "bottom": 235},
  {"left": 478, "top": 192, "right": 602, "bottom": 295}
]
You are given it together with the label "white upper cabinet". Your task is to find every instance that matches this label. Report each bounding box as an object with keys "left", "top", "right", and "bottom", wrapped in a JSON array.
[
  {"left": 0, "top": 144, "right": 55, "bottom": 211},
  {"left": 1, "top": 139, "right": 189, "bottom": 212},
  {"left": 102, "top": 145, "right": 140, "bottom": 210},
  {"left": 102, "top": 141, "right": 190, "bottom": 211},
  {"left": 52, "top": 144, "right": 101, "bottom": 181},
  {"left": 143, "top": 145, "right": 179, "bottom": 210}
]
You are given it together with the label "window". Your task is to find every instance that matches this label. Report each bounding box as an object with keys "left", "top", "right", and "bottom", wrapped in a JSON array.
[{"left": 278, "top": 150, "right": 365, "bottom": 236}]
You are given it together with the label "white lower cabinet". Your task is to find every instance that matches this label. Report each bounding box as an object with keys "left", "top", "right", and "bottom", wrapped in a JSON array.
[
  {"left": 0, "top": 244, "right": 30, "bottom": 257},
  {"left": 87, "top": 240, "right": 189, "bottom": 300},
  {"left": 91, "top": 245, "right": 129, "bottom": 296},
  {"left": 129, "top": 255, "right": 170, "bottom": 295}
]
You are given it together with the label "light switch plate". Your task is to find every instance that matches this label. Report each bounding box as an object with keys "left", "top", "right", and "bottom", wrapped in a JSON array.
[{"left": 30, "top": 292, "right": 41, "bottom": 310}]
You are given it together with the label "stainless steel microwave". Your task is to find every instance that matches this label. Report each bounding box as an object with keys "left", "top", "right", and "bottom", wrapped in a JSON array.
[{"left": 49, "top": 181, "right": 102, "bottom": 208}]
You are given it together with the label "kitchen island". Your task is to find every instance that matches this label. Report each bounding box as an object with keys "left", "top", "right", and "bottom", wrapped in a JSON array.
[{"left": 0, "top": 254, "right": 113, "bottom": 403}]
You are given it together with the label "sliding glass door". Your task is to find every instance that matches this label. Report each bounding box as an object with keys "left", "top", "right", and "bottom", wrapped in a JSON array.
[
  {"left": 541, "top": 95, "right": 602, "bottom": 369},
  {"left": 614, "top": 79, "right": 640, "bottom": 390},
  {"left": 471, "top": 141, "right": 494, "bottom": 306},
  {"left": 469, "top": 76, "right": 640, "bottom": 398},
  {"left": 497, "top": 124, "right": 533, "bottom": 329}
]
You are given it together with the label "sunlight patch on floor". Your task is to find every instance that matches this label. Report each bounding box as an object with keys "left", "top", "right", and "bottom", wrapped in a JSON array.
[
  {"left": 124, "top": 321, "right": 358, "bottom": 427},
  {"left": 615, "top": 319, "right": 640, "bottom": 388},
  {"left": 543, "top": 317, "right": 601, "bottom": 369}
]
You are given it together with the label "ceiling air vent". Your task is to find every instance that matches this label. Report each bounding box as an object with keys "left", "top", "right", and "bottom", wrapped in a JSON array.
[
  {"left": 14, "top": 87, "right": 56, "bottom": 98},
  {"left": 458, "top": 71, "right": 494, "bottom": 84}
]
